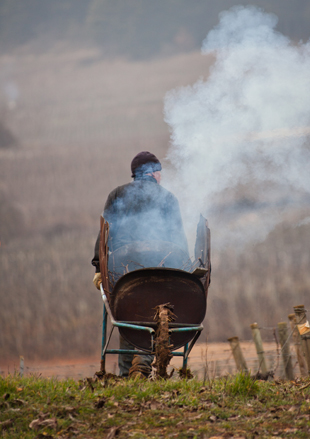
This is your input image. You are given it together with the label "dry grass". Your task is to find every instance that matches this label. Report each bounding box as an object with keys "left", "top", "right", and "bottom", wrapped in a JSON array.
[{"left": 2, "top": 373, "right": 310, "bottom": 438}]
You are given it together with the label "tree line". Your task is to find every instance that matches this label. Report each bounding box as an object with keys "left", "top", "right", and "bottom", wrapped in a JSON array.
[{"left": 0, "top": 0, "right": 310, "bottom": 59}]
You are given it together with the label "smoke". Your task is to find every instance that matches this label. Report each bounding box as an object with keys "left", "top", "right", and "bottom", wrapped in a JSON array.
[
  {"left": 163, "top": 5, "right": 310, "bottom": 253},
  {"left": 296, "top": 217, "right": 310, "bottom": 228}
]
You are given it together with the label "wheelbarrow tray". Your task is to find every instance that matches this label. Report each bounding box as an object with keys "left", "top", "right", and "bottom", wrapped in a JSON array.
[{"left": 110, "top": 267, "right": 207, "bottom": 351}]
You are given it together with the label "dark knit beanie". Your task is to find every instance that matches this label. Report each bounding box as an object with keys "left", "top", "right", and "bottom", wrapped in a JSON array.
[{"left": 131, "top": 151, "right": 162, "bottom": 178}]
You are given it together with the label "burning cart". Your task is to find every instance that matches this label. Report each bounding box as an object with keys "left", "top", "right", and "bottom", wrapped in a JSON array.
[{"left": 98, "top": 214, "right": 211, "bottom": 376}]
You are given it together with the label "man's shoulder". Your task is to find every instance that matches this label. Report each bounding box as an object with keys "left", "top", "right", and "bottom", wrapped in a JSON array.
[
  {"left": 137, "top": 179, "right": 177, "bottom": 196},
  {"left": 108, "top": 182, "right": 133, "bottom": 198},
  {"left": 108, "top": 179, "right": 178, "bottom": 203},
  {"left": 156, "top": 183, "right": 178, "bottom": 200}
]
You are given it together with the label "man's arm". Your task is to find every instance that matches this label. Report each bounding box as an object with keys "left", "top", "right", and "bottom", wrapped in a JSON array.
[
  {"left": 91, "top": 188, "right": 118, "bottom": 273},
  {"left": 91, "top": 231, "right": 101, "bottom": 273}
]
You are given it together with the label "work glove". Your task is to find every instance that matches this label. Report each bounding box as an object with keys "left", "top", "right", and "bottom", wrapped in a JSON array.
[{"left": 93, "top": 272, "right": 102, "bottom": 290}]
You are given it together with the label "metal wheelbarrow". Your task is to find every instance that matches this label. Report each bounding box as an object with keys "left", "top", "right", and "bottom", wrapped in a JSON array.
[{"left": 98, "top": 215, "right": 211, "bottom": 374}]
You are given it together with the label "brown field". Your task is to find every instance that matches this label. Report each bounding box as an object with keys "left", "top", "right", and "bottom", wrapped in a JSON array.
[
  {"left": 0, "top": 46, "right": 309, "bottom": 362},
  {"left": 1, "top": 341, "right": 298, "bottom": 382}
]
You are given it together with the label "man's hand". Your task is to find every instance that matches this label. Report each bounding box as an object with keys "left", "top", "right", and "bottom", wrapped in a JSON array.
[{"left": 93, "top": 272, "right": 102, "bottom": 290}]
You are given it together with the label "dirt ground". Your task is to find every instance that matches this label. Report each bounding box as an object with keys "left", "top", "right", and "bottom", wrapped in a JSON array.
[{"left": 1, "top": 340, "right": 296, "bottom": 380}]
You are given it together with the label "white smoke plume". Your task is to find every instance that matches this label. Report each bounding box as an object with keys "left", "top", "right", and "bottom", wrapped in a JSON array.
[{"left": 163, "top": 5, "right": 310, "bottom": 253}]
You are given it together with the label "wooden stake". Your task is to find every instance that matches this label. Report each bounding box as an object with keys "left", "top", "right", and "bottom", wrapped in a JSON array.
[
  {"left": 278, "top": 322, "right": 294, "bottom": 380},
  {"left": 288, "top": 313, "right": 308, "bottom": 376},
  {"left": 20, "top": 356, "right": 24, "bottom": 377},
  {"left": 250, "top": 323, "right": 268, "bottom": 374},
  {"left": 227, "top": 337, "right": 248, "bottom": 372},
  {"left": 294, "top": 305, "right": 310, "bottom": 374}
]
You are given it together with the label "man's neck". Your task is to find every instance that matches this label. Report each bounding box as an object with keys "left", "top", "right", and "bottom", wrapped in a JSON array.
[{"left": 134, "top": 174, "right": 157, "bottom": 184}]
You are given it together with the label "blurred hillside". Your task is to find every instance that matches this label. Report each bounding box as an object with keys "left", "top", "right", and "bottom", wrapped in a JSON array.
[
  {"left": 1, "top": 0, "right": 310, "bottom": 58},
  {"left": 0, "top": 2, "right": 310, "bottom": 364}
]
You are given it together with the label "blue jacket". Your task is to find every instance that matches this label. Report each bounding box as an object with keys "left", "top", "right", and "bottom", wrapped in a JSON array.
[{"left": 92, "top": 175, "right": 189, "bottom": 273}]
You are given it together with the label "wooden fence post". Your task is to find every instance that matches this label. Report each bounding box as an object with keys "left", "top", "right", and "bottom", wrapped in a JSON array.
[
  {"left": 227, "top": 337, "right": 248, "bottom": 372},
  {"left": 294, "top": 305, "right": 310, "bottom": 374},
  {"left": 288, "top": 313, "right": 308, "bottom": 376},
  {"left": 250, "top": 323, "right": 268, "bottom": 374},
  {"left": 278, "top": 322, "right": 294, "bottom": 380},
  {"left": 20, "top": 356, "right": 24, "bottom": 377}
]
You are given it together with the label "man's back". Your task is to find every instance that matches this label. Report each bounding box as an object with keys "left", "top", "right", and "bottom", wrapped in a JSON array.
[
  {"left": 104, "top": 175, "right": 188, "bottom": 254},
  {"left": 92, "top": 151, "right": 189, "bottom": 278}
]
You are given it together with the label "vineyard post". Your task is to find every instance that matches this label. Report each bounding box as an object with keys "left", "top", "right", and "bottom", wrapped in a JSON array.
[
  {"left": 288, "top": 313, "right": 308, "bottom": 376},
  {"left": 250, "top": 323, "right": 268, "bottom": 374},
  {"left": 278, "top": 322, "right": 294, "bottom": 380},
  {"left": 227, "top": 336, "right": 248, "bottom": 372},
  {"left": 20, "top": 356, "right": 24, "bottom": 377},
  {"left": 294, "top": 305, "right": 310, "bottom": 373}
]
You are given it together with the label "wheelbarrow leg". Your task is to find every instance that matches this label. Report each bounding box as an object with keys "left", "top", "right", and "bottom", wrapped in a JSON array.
[
  {"left": 101, "top": 302, "right": 107, "bottom": 373},
  {"left": 182, "top": 343, "right": 189, "bottom": 369}
]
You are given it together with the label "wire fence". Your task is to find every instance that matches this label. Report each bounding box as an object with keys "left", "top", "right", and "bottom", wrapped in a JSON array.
[
  {"left": 0, "top": 339, "right": 302, "bottom": 381},
  {"left": 2, "top": 308, "right": 308, "bottom": 381},
  {"left": 189, "top": 340, "right": 298, "bottom": 381}
]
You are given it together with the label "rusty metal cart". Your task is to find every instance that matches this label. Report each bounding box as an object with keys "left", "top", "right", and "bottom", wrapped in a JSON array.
[{"left": 98, "top": 215, "right": 211, "bottom": 373}]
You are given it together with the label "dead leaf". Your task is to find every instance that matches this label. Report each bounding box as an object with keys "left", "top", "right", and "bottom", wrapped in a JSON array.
[
  {"left": 55, "top": 405, "right": 77, "bottom": 419},
  {"left": 29, "top": 418, "right": 58, "bottom": 431},
  {"left": 283, "top": 428, "right": 298, "bottom": 433},
  {"left": 106, "top": 426, "right": 120, "bottom": 439},
  {"left": 29, "top": 419, "right": 40, "bottom": 430},
  {"left": 64, "top": 405, "right": 76, "bottom": 412},
  {"left": 228, "top": 415, "right": 241, "bottom": 421},
  {"left": 209, "top": 415, "right": 217, "bottom": 422},
  {"left": 288, "top": 405, "right": 299, "bottom": 412},
  {"left": 190, "top": 414, "right": 203, "bottom": 420},
  {"left": 150, "top": 400, "right": 162, "bottom": 410}
]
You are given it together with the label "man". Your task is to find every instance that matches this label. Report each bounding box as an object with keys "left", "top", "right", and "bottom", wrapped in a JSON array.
[{"left": 92, "top": 151, "right": 189, "bottom": 377}]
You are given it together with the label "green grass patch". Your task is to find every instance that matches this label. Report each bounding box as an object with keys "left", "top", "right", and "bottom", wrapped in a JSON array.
[
  {"left": 1, "top": 373, "right": 310, "bottom": 438},
  {"left": 225, "top": 371, "right": 259, "bottom": 397}
]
